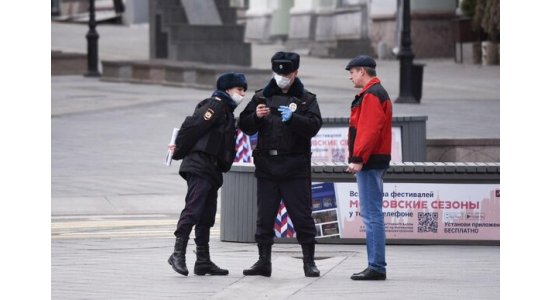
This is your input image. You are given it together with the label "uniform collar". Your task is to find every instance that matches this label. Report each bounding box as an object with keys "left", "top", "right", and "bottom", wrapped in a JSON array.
[{"left": 211, "top": 90, "right": 237, "bottom": 111}]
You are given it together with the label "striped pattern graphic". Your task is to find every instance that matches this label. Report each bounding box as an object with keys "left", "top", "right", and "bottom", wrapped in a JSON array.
[
  {"left": 274, "top": 201, "right": 295, "bottom": 238},
  {"left": 234, "top": 129, "right": 252, "bottom": 163}
]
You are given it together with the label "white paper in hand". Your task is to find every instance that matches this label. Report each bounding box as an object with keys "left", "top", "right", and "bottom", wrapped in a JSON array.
[{"left": 165, "top": 128, "right": 179, "bottom": 166}]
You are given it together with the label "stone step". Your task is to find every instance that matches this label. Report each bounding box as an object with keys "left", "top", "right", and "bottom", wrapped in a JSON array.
[
  {"left": 157, "top": 6, "right": 187, "bottom": 27},
  {"left": 156, "top": 0, "right": 180, "bottom": 8},
  {"left": 101, "top": 59, "right": 272, "bottom": 91},
  {"left": 173, "top": 41, "right": 251, "bottom": 66},
  {"left": 51, "top": 51, "right": 87, "bottom": 75},
  {"left": 169, "top": 23, "right": 246, "bottom": 41}
]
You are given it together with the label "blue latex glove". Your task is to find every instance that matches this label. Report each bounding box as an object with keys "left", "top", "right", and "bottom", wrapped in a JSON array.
[{"left": 278, "top": 105, "right": 293, "bottom": 122}]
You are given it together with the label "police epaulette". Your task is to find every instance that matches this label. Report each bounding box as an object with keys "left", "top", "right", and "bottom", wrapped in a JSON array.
[{"left": 302, "top": 91, "right": 316, "bottom": 102}]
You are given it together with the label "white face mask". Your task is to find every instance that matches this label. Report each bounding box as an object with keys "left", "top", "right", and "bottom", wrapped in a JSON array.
[
  {"left": 274, "top": 73, "right": 292, "bottom": 89},
  {"left": 230, "top": 93, "right": 244, "bottom": 105}
]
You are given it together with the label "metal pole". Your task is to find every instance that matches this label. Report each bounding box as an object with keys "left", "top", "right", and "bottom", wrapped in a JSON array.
[
  {"left": 395, "top": 0, "right": 417, "bottom": 103},
  {"left": 85, "top": 0, "right": 101, "bottom": 77}
]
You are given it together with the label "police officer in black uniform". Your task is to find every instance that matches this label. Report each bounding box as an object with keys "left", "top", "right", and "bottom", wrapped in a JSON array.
[
  {"left": 168, "top": 72, "right": 247, "bottom": 276},
  {"left": 239, "top": 52, "right": 323, "bottom": 277}
]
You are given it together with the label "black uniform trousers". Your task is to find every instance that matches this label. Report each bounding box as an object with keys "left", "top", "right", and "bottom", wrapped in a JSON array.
[
  {"left": 255, "top": 177, "right": 317, "bottom": 245},
  {"left": 174, "top": 174, "right": 218, "bottom": 246}
]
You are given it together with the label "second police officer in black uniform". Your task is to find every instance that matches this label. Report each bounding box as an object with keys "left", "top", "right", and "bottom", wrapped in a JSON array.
[
  {"left": 239, "top": 52, "right": 323, "bottom": 277},
  {"left": 168, "top": 72, "right": 247, "bottom": 277}
]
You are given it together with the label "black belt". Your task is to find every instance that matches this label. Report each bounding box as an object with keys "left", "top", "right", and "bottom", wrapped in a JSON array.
[{"left": 253, "top": 149, "right": 307, "bottom": 156}]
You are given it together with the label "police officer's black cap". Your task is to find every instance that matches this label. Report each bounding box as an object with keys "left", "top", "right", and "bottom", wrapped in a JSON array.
[
  {"left": 216, "top": 72, "right": 248, "bottom": 91},
  {"left": 345, "top": 55, "right": 377, "bottom": 70},
  {"left": 271, "top": 51, "right": 300, "bottom": 75}
]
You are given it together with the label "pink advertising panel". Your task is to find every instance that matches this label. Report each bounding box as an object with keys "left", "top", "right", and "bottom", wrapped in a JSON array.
[{"left": 334, "top": 182, "right": 500, "bottom": 241}]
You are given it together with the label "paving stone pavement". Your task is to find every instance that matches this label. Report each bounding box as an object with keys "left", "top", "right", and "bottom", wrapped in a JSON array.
[{"left": 51, "top": 218, "right": 499, "bottom": 300}]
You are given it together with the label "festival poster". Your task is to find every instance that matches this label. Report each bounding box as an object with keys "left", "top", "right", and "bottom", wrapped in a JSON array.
[
  {"left": 334, "top": 182, "right": 500, "bottom": 241},
  {"left": 235, "top": 126, "right": 403, "bottom": 164},
  {"left": 310, "top": 127, "right": 402, "bottom": 163},
  {"left": 333, "top": 182, "right": 364, "bottom": 238},
  {"left": 311, "top": 182, "right": 340, "bottom": 238},
  {"left": 273, "top": 182, "right": 341, "bottom": 239},
  {"left": 311, "top": 127, "right": 349, "bottom": 163}
]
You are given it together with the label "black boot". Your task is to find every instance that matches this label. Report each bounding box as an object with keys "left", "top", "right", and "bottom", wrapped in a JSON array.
[
  {"left": 193, "top": 245, "right": 229, "bottom": 275},
  {"left": 243, "top": 243, "right": 272, "bottom": 277},
  {"left": 301, "top": 243, "right": 320, "bottom": 277},
  {"left": 193, "top": 225, "right": 228, "bottom": 276},
  {"left": 168, "top": 236, "right": 189, "bottom": 276}
]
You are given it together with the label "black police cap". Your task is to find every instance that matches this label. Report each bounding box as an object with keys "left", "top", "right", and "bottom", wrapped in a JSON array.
[
  {"left": 271, "top": 51, "right": 300, "bottom": 75},
  {"left": 216, "top": 72, "right": 248, "bottom": 91},
  {"left": 345, "top": 55, "right": 377, "bottom": 70}
]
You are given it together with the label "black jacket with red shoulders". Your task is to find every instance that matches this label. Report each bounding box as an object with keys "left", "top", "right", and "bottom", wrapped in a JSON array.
[{"left": 348, "top": 77, "right": 392, "bottom": 169}]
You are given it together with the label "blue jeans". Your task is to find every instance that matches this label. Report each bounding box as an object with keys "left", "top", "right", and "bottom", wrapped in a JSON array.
[{"left": 356, "top": 168, "right": 387, "bottom": 273}]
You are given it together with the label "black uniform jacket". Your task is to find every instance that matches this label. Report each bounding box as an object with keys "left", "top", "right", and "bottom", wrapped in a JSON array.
[
  {"left": 238, "top": 78, "right": 322, "bottom": 179},
  {"left": 177, "top": 94, "right": 237, "bottom": 187}
]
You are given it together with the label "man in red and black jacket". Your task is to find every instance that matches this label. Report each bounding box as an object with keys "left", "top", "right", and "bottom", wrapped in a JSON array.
[{"left": 345, "top": 55, "right": 392, "bottom": 281}]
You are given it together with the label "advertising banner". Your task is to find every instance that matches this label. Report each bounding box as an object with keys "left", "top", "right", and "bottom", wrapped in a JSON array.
[
  {"left": 310, "top": 127, "right": 402, "bottom": 163},
  {"left": 232, "top": 128, "right": 500, "bottom": 242},
  {"left": 274, "top": 181, "right": 500, "bottom": 241},
  {"left": 311, "top": 182, "right": 340, "bottom": 238},
  {"left": 333, "top": 182, "right": 500, "bottom": 241},
  {"left": 235, "top": 126, "right": 403, "bottom": 164}
]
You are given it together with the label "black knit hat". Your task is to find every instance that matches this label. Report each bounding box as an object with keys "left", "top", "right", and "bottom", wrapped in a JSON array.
[
  {"left": 345, "top": 55, "right": 377, "bottom": 70},
  {"left": 271, "top": 51, "right": 300, "bottom": 75},
  {"left": 216, "top": 72, "right": 248, "bottom": 91}
]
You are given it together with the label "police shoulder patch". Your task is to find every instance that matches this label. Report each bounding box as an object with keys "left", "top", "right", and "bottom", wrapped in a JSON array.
[{"left": 204, "top": 108, "right": 215, "bottom": 120}]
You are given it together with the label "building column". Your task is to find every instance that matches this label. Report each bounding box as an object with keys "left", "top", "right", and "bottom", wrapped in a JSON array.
[{"left": 286, "top": 0, "right": 316, "bottom": 51}]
